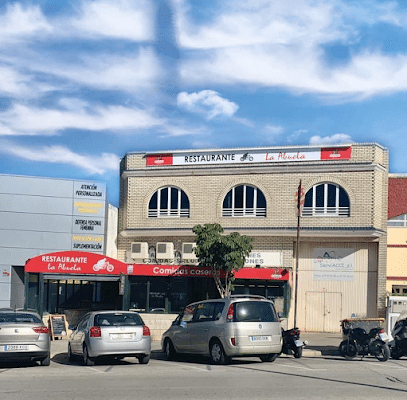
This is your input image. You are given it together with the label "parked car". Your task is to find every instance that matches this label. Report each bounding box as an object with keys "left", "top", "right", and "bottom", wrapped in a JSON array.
[
  {"left": 161, "top": 295, "right": 283, "bottom": 364},
  {"left": 0, "top": 309, "right": 50, "bottom": 366},
  {"left": 68, "top": 311, "right": 151, "bottom": 365}
]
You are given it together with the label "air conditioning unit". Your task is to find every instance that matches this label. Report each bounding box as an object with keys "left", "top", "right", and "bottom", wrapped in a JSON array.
[
  {"left": 156, "top": 242, "right": 174, "bottom": 260},
  {"left": 182, "top": 243, "right": 198, "bottom": 261},
  {"left": 130, "top": 242, "right": 149, "bottom": 259}
]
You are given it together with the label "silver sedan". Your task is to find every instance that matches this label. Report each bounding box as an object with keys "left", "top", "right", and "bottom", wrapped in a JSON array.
[
  {"left": 0, "top": 309, "right": 50, "bottom": 366},
  {"left": 68, "top": 311, "right": 151, "bottom": 365}
]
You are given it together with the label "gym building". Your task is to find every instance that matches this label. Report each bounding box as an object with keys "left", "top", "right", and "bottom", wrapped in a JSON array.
[{"left": 117, "top": 143, "right": 389, "bottom": 333}]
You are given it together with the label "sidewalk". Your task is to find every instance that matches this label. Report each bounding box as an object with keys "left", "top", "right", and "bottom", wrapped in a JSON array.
[
  {"left": 50, "top": 332, "right": 342, "bottom": 358},
  {"left": 300, "top": 332, "right": 342, "bottom": 357}
]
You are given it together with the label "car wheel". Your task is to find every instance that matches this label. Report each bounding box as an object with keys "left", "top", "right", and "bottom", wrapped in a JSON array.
[
  {"left": 164, "top": 339, "right": 177, "bottom": 360},
  {"left": 82, "top": 344, "right": 95, "bottom": 366},
  {"left": 260, "top": 353, "right": 279, "bottom": 362},
  {"left": 210, "top": 340, "right": 229, "bottom": 365},
  {"left": 138, "top": 354, "right": 150, "bottom": 364},
  {"left": 40, "top": 354, "right": 51, "bottom": 366}
]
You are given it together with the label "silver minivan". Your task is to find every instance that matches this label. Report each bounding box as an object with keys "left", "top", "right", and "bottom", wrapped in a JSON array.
[{"left": 161, "top": 295, "right": 282, "bottom": 364}]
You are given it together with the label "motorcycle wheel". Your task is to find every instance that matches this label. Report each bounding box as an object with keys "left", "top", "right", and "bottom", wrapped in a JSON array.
[
  {"left": 294, "top": 346, "right": 303, "bottom": 359},
  {"left": 371, "top": 340, "right": 390, "bottom": 362},
  {"left": 391, "top": 346, "right": 403, "bottom": 360},
  {"left": 339, "top": 340, "right": 357, "bottom": 359}
]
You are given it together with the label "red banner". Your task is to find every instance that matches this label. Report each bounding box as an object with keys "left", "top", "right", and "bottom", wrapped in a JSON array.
[
  {"left": 25, "top": 252, "right": 128, "bottom": 275},
  {"left": 321, "top": 147, "right": 351, "bottom": 160},
  {"left": 146, "top": 154, "right": 173, "bottom": 166},
  {"left": 127, "top": 264, "right": 289, "bottom": 281},
  {"left": 25, "top": 252, "right": 289, "bottom": 281}
]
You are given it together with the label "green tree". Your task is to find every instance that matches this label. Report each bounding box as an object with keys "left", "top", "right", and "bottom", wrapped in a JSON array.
[{"left": 192, "top": 223, "right": 253, "bottom": 298}]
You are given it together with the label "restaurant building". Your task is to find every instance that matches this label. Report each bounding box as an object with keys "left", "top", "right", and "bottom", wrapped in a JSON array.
[{"left": 117, "top": 143, "right": 389, "bottom": 332}]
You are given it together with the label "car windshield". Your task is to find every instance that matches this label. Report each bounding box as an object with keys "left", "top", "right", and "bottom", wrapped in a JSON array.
[
  {"left": 234, "top": 301, "right": 277, "bottom": 322},
  {"left": 0, "top": 312, "right": 42, "bottom": 324},
  {"left": 94, "top": 313, "right": 143, "bottom": 326}
]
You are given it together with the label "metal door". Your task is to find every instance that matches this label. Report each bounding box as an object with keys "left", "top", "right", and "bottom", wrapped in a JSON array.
[{"left": 305, "top": 291, "right": 342, "bottom": 333}]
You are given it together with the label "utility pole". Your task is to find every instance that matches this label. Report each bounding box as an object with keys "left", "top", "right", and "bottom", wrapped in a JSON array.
[{"left": 293, "top": 180, "right": 304, "bottom": 328}]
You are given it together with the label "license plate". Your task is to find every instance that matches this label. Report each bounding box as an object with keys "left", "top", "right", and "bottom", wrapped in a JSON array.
[
  {"left": 110, "top": 333, "right": 133, "bottom": 340},
  {"left": 250, "top": 336, "right": 271, "bottom": 342},
  {"left": 4, "top": 345, "right": 29, "bottom": 351},
  {"left": 379, "top": 333, "right": 389, "bottom": 341},
  {"left": 294, "top": 340, "right": 304, "bottom": 347}
]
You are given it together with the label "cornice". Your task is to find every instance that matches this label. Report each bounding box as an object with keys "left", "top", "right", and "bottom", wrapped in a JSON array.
[
  {"left": 120, "top": 226, "right": 385, "bottom": 239},
  {"left": 121, "top": 162, "right": 386, "bottom": 179}
]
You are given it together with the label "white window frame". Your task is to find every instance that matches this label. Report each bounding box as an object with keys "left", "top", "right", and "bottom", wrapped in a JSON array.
[
  {"left": 148, "top": 186, "right": 189, "bottom": 218},
  {"left": 388, "top": 214, "right": 407, "bottom": 227},
  {"left": 222, "top": 185, "right": 266, "bottom": 217},
  {"left": 302, "top": 183, "right": 349, "bottom": 217}
]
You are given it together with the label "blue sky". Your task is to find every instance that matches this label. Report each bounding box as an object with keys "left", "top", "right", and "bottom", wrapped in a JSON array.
[{"left": 1, "top": 0, "right": 407, "bottom": 206}]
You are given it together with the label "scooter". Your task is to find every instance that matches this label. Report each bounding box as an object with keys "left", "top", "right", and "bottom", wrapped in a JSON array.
[
  {"left": 339, "top": 321, "right": 390, "bottom": 361},
  {"left": 281, "top": 328, "right": 305, "bottom": 358},
  {"left": 390, "top": 310, "right": 407, "bottom": 359}
]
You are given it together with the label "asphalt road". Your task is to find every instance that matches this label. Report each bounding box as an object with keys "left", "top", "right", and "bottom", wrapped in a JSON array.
[{"left": 1, "top": 336, "right": 407, "bottom": 400}]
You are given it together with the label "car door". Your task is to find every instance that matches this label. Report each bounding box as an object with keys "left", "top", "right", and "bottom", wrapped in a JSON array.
[
  {"left": 171, "top": 304, "right": 196, "bottom": 352},
  {"left": 70, "top": 314, "right": 90, "bottom": 354},
  {"left": 187, "top": 302, "right": 217, "bottom": 354}
]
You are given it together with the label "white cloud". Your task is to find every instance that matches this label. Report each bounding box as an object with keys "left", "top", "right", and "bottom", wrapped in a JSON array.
[
  {"left": 175, "top": 0, "right": 341, "bottom": 50},
  {"left": 0, "top": 102, "right": 164, "bottom": 135},
  {"left": 0, "top": 65, "right": 56, "bottom": 98},
  {"left": 264, "top": 124, "right": 285, "bottom": 136},
  {"left": 0, "top": 141, "right": 120, "bottom": 175},
  {"left": 0, "top": 2, "right": 52, "bottom": 43},
  {"left": 309, "top": 134, "right": 353, "bottom": 145},
  {"left": 159, "top": 124, "right": 209, "bottom": 137},
  {"left": 177, "top": 90, "right": 239, "bottom": 119},
  {"left": 176, "top": 0, "right": 407, "bottom": 100},
  {"left": 0, "top": 0, "right": 154, "bottom": 44},
  {"left": 19, "top": 47, "right": 162, "bottom": 94},
  {"left": 287, "top": 129, "right": 307, "bottom": 143},
  {"left": 69, "top": 0, "right": 154, "bottom": 41}
]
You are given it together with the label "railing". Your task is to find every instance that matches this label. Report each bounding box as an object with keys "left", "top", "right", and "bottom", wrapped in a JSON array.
[
  {"left": 222, "top": 207, "right": 266, "bottom": 217},
  {"left": 148, "top": 209, "right": 190, "bottom": 218},
  {"left": 302, "top": 207, "right": 350, "bottom": 217}
]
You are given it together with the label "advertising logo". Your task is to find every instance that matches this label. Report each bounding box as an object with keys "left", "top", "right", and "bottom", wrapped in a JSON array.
[{"left": 146, "top": 154, "right": 173, "bottom": 166}]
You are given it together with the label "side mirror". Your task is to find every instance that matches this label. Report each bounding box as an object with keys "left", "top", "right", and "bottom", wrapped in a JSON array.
[
  {"left": 278, "top": 312, "right": 284, "bottom": 319},
  {"left": 68, "top": 324, "right": 77, "bottom": 331},
  {"left": 180, "top": 321, "right": 187, "bottom": 328}
]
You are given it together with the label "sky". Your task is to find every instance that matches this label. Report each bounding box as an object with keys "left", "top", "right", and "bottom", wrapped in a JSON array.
[{"left": 1, "top": 0, "right": 407, "bottom": 206}]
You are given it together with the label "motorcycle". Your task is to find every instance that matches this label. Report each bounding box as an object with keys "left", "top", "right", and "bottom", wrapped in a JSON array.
[
  {"left": 339, "top": 320, "right": 390, "bottom": 361},
  {"left": 390, "top": 310, "right": 407, "bottom": 360},
  {"left": 281, "top": 328, "right": 305, "bottom": 358}
]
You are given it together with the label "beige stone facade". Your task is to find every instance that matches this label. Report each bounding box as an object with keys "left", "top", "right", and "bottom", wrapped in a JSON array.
[{"left": 118, "top": 143, "right": 388, "bottom": 332}]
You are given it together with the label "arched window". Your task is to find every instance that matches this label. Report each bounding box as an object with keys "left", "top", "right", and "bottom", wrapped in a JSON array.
[
  {"left": 302, "top": 183, "right": 350, "bottom": 217},
  {"left": 222, "top": 185, "right": 266, "bottom": 217},
  {"left": 148, "top": 186, "right": 190, "bottom": 218}
]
